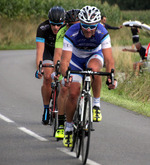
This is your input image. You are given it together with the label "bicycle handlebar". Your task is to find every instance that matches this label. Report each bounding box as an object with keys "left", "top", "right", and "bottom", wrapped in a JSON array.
[
  {"left": 66, "top": 67, "right": 115, "bottom": 85},
  {"left": 39, "top": 60, "right": 60, "bottom": 76}
]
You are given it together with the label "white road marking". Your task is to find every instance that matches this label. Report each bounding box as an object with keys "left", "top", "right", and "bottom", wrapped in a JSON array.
[
  {"left": 57, "top": 147, "right": 101, "bottom": 165},
  {"left": 0, "top": 113, "right": 48, "bottom": 142},
  {"left": 0, "top": 114, "right": 15, "bottom": 123},
  {"left": 18, "top": 127, "right": 48, "bottom": 142}
]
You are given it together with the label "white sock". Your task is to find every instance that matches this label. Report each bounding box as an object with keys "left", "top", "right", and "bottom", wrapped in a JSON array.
[
  {"left": 65, "top": 122, "right": 73, "bottom": 132},
  {"left": 93, "top": 97, "right": 100, "bottom": 107}
]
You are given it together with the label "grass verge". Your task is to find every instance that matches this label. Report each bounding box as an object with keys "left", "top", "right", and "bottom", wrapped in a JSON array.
[{"left": 101, "top": 85, "right": 150, "bottom": 117}]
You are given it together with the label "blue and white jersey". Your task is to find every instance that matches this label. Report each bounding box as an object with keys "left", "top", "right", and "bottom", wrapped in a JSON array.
[{"left": 63, "top": 23, "right": 111, "bottom": 59}]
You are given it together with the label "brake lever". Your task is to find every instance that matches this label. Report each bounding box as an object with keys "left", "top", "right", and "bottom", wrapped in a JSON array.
[
  {"left": 55, "top": 60, "right": 60, "bottom": 76},
  {"left": 110, "top": 69, "right": 114, "bottom": 86},
  {"left": 66, "top": 67, "right": 71, "bottom": 83},
  {"left": 39, "top": 61, "right": 42, "bottom": 74}
]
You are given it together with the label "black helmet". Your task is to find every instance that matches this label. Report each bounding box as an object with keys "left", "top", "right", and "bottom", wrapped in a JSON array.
[
  {"left": 65, "top": 9, "right": 80, "bottom": 24},
  {"left": 48, "top": 6, "right": 65, "bottom": 23}
]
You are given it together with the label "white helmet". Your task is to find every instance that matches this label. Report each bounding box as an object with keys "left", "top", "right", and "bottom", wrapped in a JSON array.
[{"left": 78, "top": 6, "right": 101, "bottom": 24}]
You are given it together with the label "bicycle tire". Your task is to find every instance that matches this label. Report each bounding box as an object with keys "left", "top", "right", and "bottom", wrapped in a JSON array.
[
  {"left": 71, "top": 110, "right": 78, "bottom": 152},
  {"left": 49, "top": 94, "right": 54, "bottom": 126},
  {"left": 71, "top": 96, "right": 82, "bottom": 158},
  {"left": 81, "top": 94, "right": 91, "bottom": 165},
  {"left": 52, "top": 87, "right": 59, "bottom": 137}
]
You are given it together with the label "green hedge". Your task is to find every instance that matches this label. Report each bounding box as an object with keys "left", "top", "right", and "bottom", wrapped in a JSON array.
[{"left": 0, "top": 0, "right": 121, "bottom": 24}]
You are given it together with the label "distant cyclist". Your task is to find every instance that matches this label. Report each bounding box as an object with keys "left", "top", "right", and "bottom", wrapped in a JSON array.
[
  {"left": 35, "top": 6, "right": 65, "bottom": 125},
  {"left": 53, "top": 9, "right": 80, "bottom": 139},
  {"left": 60, "top": 6, "right": 117, "bottom": 147}
]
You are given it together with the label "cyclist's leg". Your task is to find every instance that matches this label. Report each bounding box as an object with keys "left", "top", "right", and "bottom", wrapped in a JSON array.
[
  {"left": 41, "top": 60, "right": 54, "bottom": 125},
  {"left": 63, "top": 55, "right": 83, "bottom": 147},
  {"left": 55, "top": 84, "right": 68, "bottom": 138},
  {"left": 87, "top": 53, "right": 104, "bottom": 122},
  {"left": 63, "top": 77, "right": 81, "bottom": 147}
]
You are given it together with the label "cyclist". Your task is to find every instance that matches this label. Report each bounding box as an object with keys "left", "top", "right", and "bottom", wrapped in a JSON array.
[
  {"left": 35, "top": 6, "right": 65, "bottom": 125},
  {"left": 53, "top": 9, "right": 80, "bottom": 139},
  {"left": 60, "top": 6, "right": 117, "bottom": 147}
]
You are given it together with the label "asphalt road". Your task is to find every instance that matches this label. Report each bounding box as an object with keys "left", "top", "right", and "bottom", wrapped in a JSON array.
[{"left": 0, "top": 50, "right": 150, "bottom": 165}]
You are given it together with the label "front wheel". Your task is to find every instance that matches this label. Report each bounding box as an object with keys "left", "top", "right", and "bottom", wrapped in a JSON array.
[{"left": 81, "top": 94, "right": 92, "bottom": 165}]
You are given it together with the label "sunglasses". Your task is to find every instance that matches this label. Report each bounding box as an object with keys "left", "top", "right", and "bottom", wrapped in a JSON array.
[
  {"left": 49, "top": 21, "right": 64, "bottom": 26},
  {"left": 81, "top": 23, "right": 98, "bottom": 30}
]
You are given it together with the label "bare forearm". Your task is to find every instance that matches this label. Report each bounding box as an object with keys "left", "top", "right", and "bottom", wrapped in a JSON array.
[
  {"left": 103, "top": 48, "right": 115, "bottom": 72},
  {"left": 60, "top": 61, "right": 69, "bottom": 77},
  {"left": 36, "top": 51, "right": 43, "bottom": 69},
  {"left": 36, "top": 42, "right": 44, "bottom": 69},
  {"left": 53, "top": 48, "right": 62, "bottom": 67},
  {"left": 105, "top": 58, "right": 115, "bottom": 73},
  {"left": 122, "top": 48, "right": 137, "bottom": 52},
  {"left": 60, "top": 50, "right": 72, "bottom": 77}
]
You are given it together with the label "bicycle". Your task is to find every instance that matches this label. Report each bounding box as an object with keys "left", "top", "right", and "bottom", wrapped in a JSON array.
[
  {"left": 39, "top": 60, "right": 60, "bottom": 139},
  {"left": 66, "top": 67, "right": 114, "bottom": 165}
]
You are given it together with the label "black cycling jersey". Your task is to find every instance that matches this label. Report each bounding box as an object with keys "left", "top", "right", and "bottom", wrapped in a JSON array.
[
  {"left": 137, "top": 46, "right": 146, "bottom": 60},
  {"left": 36, "top": 20, "right": 56, "bottom": 61}
]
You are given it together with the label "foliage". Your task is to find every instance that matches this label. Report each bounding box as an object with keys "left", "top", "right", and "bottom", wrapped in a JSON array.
[
  {"left": 0, "top": 0, "right": 121, "bottom": 24},
  {"left": 121, "top": 10, "right": 150, "bottom": 25},
  {"left": 101, "top": 0, "right": 150, "bottom": 10}
]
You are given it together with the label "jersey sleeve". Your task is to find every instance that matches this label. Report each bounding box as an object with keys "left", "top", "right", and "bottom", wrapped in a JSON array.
[
  {"left": 101, "top": 34, "right": 111, "bottom": 49},
  {"left": 62, "top": 36, "right": 73, "bottom": 52},
  {"left": 55, "top": 32, "right": 64, "bottom": 48},
  {"left": 36, "top": 26, "right": 45, "bottom": 43},
  {"left": 55, "top": 26, "right": 67, "bottom": 48}
]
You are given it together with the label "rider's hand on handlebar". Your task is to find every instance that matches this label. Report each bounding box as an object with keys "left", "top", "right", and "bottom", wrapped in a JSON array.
[
  {"left": 106, "top": 78, "right": 118, "bottom": 89},
  {"left": 35, "top": 70, "right": 43, "bottom": 79},
  {"left": 51, "top": 72, "right": 60, "bottom": 81},
  {"left": 63, "top": 76, "right": 73, "bottom": 87}
]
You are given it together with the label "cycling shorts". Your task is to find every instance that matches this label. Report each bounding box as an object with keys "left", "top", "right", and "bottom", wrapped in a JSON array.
[
  {"left": 42, "top": 60, "right": 53, "bottom": 64},
  {"left": 68, "top": 51, "right": 104, "bottom": 84}
]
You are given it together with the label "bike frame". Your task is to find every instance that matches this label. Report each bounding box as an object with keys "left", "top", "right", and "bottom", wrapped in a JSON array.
[
  {"left": 68, "top": 67, "right": 114, "bottom": 164},
  {"left": 39, "top": 60, "right": 60, "bottom": 137}
]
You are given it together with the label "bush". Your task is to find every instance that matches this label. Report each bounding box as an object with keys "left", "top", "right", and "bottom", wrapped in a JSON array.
[{"left": 0, "top": 0, "right": 121, "bottom": 23}]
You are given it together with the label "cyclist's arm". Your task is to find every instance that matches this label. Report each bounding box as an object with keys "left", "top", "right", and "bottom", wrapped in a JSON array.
[
  {"left": 53, "top": 48, "right": 62, "bottom": 67},
  {"left": 101, "top": 34, "right": 115, "bottom": 72},
  {"left": 54, "top": 26, "right": 67, "bottom": 69},
  {"left": 36, "top": 42, "right": 44, "bottom": 70},
  {"left": 105, "top": 23, "right": 120, "bottom": 30},
  {"left": 103, "top": 48, "right": 114, "bottom": 72},
  {"left": 122, "top": 48, "right": 137, "bottom": 52},
  {"left": 60, "top": 36, "right": 73, "bottom": 77},
  {"left": 60, "top": 50, "right": 72, "bottom": 77}
]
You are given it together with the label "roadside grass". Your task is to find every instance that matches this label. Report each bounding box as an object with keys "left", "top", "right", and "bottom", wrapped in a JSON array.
[
  {"left": 102, "top": 46, "right": 150, "bottom": 117},
  {"left": 101, "top": 84, "right": 150, "bottom": 117},
  {"left": 0, "top": 18, "right": 37, "bottom": 50}
]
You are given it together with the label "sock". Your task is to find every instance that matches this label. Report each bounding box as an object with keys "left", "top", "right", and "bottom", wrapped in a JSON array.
[
  {"left": 93, "top": 97, "right": 100, "bottom": 107},
  {"left": 44, "top": 105, "right": 49, "bottom": 109},
  {"left": 65, "top": 122, "right": 73, "bottom": 132},
  {"left": 58, "top": 115, "right": 65, "bottom": 127}
]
